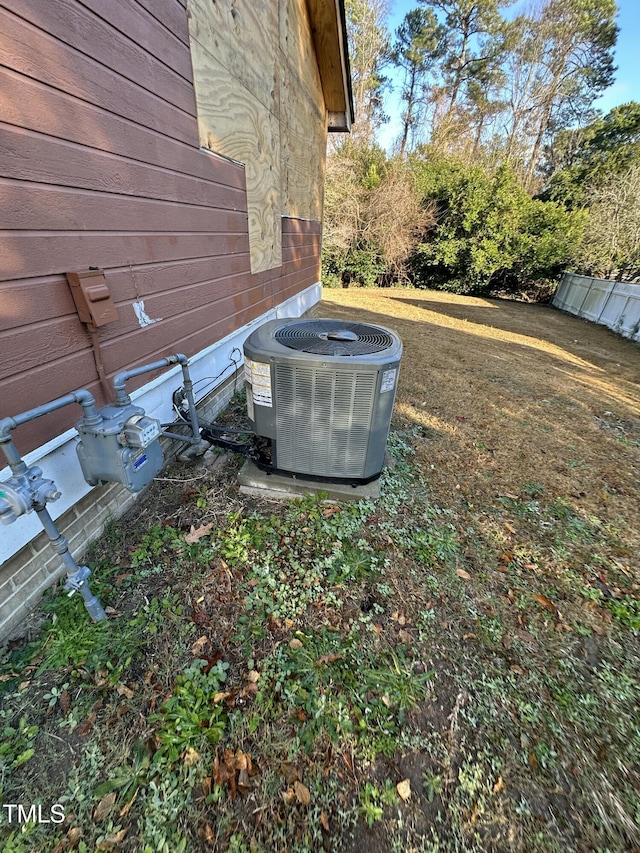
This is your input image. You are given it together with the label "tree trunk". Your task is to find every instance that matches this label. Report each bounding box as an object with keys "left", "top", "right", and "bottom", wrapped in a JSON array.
[{"left": 400, "top": 66, "right": 417, "bottom": 158}]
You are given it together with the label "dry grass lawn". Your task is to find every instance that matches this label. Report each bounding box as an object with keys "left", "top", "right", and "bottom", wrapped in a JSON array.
[{"left": 321, "top": 288, "right": 639, "bottom": 531}]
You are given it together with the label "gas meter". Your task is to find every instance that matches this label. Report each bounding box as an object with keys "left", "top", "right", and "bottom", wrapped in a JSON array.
[{"left": 76, "top": 403, "right": 163, "bottom": 492}]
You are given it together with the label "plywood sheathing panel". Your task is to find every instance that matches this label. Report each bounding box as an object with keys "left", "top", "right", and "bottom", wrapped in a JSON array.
[
  {"left": 186, "top": 0, "right": 327, "bottom": 271},
  {"left": 279, "top": 0, "right": 326, "bottom": 221},
  {"left": 187, "top": 0, "right": 282, "bottom": 273}
]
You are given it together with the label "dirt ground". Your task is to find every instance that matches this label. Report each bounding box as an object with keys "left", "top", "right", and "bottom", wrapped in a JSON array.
[{"left": 1, "top": 288, "right": 639, "bottom": 853}]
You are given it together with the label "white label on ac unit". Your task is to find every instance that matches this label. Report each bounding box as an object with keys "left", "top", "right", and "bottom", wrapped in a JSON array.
[
  {"left": 247, "top": 359, "right": 273, "bottom": 407},
  {"left": 253, "top": 389, "right": 273, "bottom": 407},
  {"left": 381, "top": 368, "right": 397, "bottom": 393}
]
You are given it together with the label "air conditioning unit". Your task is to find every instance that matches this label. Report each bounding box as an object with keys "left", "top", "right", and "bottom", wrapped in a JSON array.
[{"left": 243, "top": 318, "right": 402, "bottom": 483}]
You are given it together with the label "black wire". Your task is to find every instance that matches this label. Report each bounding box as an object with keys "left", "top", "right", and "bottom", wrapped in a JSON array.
[{"left": 191, "top": 348, "right": 243, "bottom": 401}]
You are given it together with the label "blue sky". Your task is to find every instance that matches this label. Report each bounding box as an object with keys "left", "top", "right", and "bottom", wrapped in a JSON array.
[
  {"left": 595, "top": 0, "right": 640, "bottom": 112},
  {"left": 378, "top": 0, "right": 639, "bottom": 150}
]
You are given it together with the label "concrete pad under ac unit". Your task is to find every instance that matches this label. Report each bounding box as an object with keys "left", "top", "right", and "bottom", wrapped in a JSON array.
[{"left": 237, "top": 458, "right": 382, "bottom": 502}]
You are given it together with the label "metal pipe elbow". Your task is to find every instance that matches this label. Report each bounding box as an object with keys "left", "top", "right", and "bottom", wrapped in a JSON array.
[
  {"left": 0, "top": 416, "right": 18, "bottom": 443},
  {"left": 112, "top": 354, "right": 189, "bottom": 405},
  {"left": 71, "top": 389, "right": 101, "bottom": 424}
]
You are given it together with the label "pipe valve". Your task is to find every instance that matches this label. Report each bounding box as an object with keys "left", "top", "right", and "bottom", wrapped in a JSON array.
[{"left": 0, "top": 466, "right": 62, "bottom": 525}]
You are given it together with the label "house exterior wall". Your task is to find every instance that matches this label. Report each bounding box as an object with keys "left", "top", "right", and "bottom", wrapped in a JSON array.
[
  {"left": 0, "top": 0, "right": 336, "bottom": 638},
  {"left": 0, "top": 0, "right": 325, "bottom": 455}
]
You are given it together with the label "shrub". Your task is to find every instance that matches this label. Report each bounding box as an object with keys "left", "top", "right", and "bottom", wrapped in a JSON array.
[{"left": 410, "top": 154, "right": 585, "bottom": 296}]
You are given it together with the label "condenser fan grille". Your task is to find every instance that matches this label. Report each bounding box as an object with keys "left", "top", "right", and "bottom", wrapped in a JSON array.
[{"left": 274, "top": 320, "right": 394, "bottom": 356}]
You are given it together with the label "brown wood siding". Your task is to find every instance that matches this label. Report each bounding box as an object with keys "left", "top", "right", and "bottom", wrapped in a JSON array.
[{"left": 0, "top": 0, "right": 323, "bottom": 456}]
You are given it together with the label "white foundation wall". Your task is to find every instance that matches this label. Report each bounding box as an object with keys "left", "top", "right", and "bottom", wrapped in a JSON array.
[{"left": 0, "top": 284, "right": 321, "bottom": 640}]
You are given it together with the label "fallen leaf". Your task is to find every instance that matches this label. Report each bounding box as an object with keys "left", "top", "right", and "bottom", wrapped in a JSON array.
[
  {"left": 213, "top": 751, "right": 235, "bottom": 787},
  {"left": 320, "top": 809, "right": 330, "bottom": 832},
  {"left": 294, "top": 780, "right": 311, "bottom": 805},
  {"left": 67, "top": 827, "right": 83, "bottom": 848},
  {"left": 456, "top": 569, "right": 472, "bottom": 581},
  {"left": 78, "top": 712, "right": 97, "bottom": 736},
  {"left": 184, "top": 747, "right": 201, "bottom": 767},
  {"left": 289, "top": 638, "right": 304, "bottom": 650},
  {"left": 213, "top": 691, "right": 231, "bottom": 704},
  {"left": 238, "top": 767, "right": 251, "bottom": 792},
  {"left": 191, "top": 636, "right": 210, "bottom": 656},
  {"left": 185, "top": 522, "right": 214, "bottom": 544},
  {"left": 119, "top": 787, "right": 139, "bottom": 818},
  {"left": 200, "top": 822, "right": 216, "bottom": 847},
  {"left": 493, "top": 776, "right": 504, "bottom": 794},
  {"left": 533, "top": 593, "right": 558, "bottom": 614},
  {"left": 93, "top": 792, "right": 116, "bottom": 823},
  {"left": 316, "top": 653, "right": 342, "bottom": 664},
  {"left": 95, "top": 828, "right": 127, "bottom": 850},
  {"left": 612, "top": 545, "right": 632, "bottom": 557},
  {"left": 322, "top": 505, "right": 340, "bottom": 517},
  {"left": 116, "top": 684, "right": 135, "bottom": 700},
  {"left": 281, "top": 762, "right": 300, "bottom": 784},
  {"left": 504, "top": 522, "right": 517, "bottom": 534},
  {"left": 59, "top": 690, "right": 71, "bottom": 714},
  {"left": 52, "top": 826, "right": 83, "bottom": 853},
  {"left": 509, "top": 664, "right": 525, "bottom": 675},
  {"left": 241, "top": 680, "right": 259, "bottom": 697},
  {"left": 282, "top": 787, "right": 296, "bottom": 805},
  {"left": 396, "top": 778, "right": 411, "bottom": 801},
  {"left": 191, "top": 608, "right": 211, "bottom": 626},
  {"left": 234, "top": 750, "right": 249, "bottom": 772},
  {"left": 398, "top": 629, "right": 412, "bottom": 644},
  {"left": 247, "top": 670, "right": 261, "bottom": 683},
  {"left": 515, "top": 629, "right": 537, "bottom": 648}
]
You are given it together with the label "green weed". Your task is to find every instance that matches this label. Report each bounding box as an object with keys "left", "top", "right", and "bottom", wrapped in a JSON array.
[
  {"left": 149, "top": 659, "right": 229, "bottom": 764},
  {"left": 359, "top": 779, "right": 398, "bottom": 827}
]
